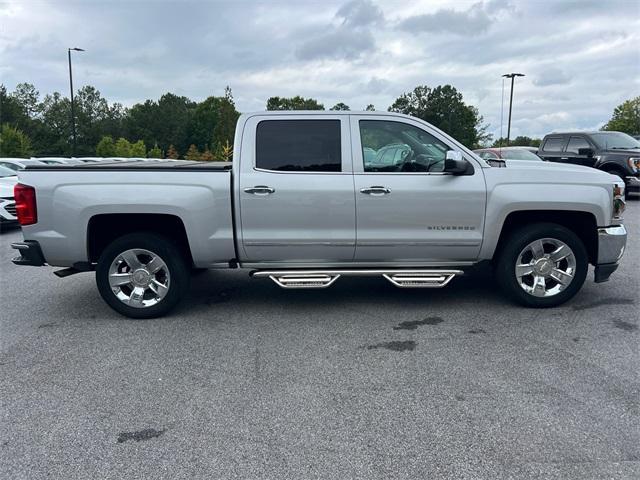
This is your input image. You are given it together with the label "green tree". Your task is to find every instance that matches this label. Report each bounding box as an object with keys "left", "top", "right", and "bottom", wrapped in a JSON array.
[
  {"left": 166, "top": 144, "right": 179, "bottom": 159},
  {"left": 0, "top": 123, "right": 32, "bottom": 157},
  {"left": 214, "top": 139, "right": 233, "bottom": 162},
  {"left": 114, "top": 137, "right": 132, "bottom": 157},
  {"left": 602, "top": 97, "right": 640, "bottom": 135},
  {"left": 266, "top": 95, "right": 324, "bottom": 110},
  {"left": 126, "top": 93, "right": 195, "bottom": 154},
  {"left": 212, "top": 86, "right": 240, "bottom": 153},
  {"left": 184, "top": 144, "right": 201, "bottom": 160},
  {"left": 389, "top": 85, "right": 490, "bottom": 148},
  {"left": 200, "top": 147, "right": 214, "bottom": 161},
  {"left": 96, "top": 135, "right": 116, "bottom": 156},
  {"left": 365, "top": 104, "right": 375, "bottom": 111},
  {"left": 130, "top": 139, "right": 146, "bottom": 157},
  {"left": 330, "top": 102, "right": 350, "bottom": 111},
  {"left": 38, "top": 91, "right": 72, "bottom": 155},
  {"left": 148, "top": 143, "right": 162, "bottom": 158},
  {"left": 492, "top": 136, "right": 541, "bottom": 148}
]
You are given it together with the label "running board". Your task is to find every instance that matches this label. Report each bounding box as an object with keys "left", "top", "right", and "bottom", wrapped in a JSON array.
[{"left": 251, "top": 269, "right": 463, "bottom": 289}]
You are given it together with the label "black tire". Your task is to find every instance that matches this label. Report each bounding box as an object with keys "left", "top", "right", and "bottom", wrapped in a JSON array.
[
  {"left": 495, "top": 223, "right": 588, "bottom": 308},
  {"left": 96, "top": 233, "right": 190, "bottom": 319}
]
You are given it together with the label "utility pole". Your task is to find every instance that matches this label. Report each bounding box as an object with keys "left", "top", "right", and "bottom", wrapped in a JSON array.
[
  {"left": 502, "top": 73, "right": 525, "bottom": 146},
  {"left": 68, "top": 47, "right": 85, "bottom": 156}
]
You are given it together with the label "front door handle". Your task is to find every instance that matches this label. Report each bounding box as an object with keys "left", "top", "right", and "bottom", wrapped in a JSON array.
[
  {"left": 360, "top": 186, "right": 391, "bottom": 196},
  {"left": 244, "top": 185, "right": 275, "bottom": 195}
]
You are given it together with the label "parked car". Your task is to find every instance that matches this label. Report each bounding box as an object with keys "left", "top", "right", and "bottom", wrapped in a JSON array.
[
  {"left": 33, "top": 157, "right": 83, "bottom": 165},
  {"left": 11, "top": 111, "right": 627, "bottom": 318},
  {"left": 473, "top": 147, "right": 541, "bottom": 161},
  {"left": 0, "top": 165, "right": 18, "bottom": 232},
  {"left": 0, "top": 158, "right": 46, "bottom": 171},
  {"left": 538, "top": 131, "right": 639, "bottom": 196}
]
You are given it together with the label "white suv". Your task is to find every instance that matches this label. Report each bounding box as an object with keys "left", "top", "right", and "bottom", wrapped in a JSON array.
[{"left": 0, "top": 165, "right": 18, "bottom": 232}]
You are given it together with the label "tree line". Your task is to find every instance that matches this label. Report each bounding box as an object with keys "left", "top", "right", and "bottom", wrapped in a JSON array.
[{"left": 1, "top": 80, "right": 637, "bottom": 159}]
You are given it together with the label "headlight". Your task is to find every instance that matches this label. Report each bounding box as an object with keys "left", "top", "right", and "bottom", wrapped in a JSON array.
[
  {"left": 628, "top": 157, "right": 640, "bottom": 173},
  {"left": 613, "top": 184, "right": 626, "bottom": 219}
]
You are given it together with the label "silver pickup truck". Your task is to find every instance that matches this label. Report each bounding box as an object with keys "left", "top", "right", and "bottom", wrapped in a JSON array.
[{"left": 11, "top": 111, "right": 628, "bottom": 318}]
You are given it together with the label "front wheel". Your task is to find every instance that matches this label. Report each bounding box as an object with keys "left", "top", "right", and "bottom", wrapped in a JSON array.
[
  {"left": 96, "top": 233, "right": 190, "bottom": 319},
  {"left": 495, "top": 223, "right": 588, "bottom": 308}
]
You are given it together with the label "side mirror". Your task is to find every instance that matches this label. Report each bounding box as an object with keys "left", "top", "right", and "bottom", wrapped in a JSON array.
[
  {"left": 578, "top": 147, "right": 594, "bottom": 157},
  {"left": 444, "top": 150, "right": 468, "bottom": 174}
]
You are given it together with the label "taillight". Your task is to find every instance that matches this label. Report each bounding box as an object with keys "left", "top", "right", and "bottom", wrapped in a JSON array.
[{"left": 14, "top": 183, "right": 37, "bottom": 225}]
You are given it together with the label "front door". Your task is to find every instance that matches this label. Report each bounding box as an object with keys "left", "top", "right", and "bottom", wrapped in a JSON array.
[
  {"left": 238, "top": 115, "right": 356, "bottom": 263},
  {"left": 564, "top": 136, "right": 597, "bottom": 167},
  {"left": 351, "top": 116, "right": 486, "bottom": 263}
]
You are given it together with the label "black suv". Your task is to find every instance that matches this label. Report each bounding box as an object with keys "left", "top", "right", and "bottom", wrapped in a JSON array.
[{"left": 538, "top": 131, "right": 640, "bottom": 195}]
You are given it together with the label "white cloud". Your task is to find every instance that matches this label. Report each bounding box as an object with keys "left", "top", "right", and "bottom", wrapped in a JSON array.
[{"left": 1, "top": 0, "right": 639, "bottom": 137}]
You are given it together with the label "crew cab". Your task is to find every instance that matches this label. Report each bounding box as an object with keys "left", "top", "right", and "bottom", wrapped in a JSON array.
[
  {"left": 11, "top": 111, "right": 628, "bottom": 318},
  {"left": 538, "top": 131, "right": 640, "bottom": 196}
]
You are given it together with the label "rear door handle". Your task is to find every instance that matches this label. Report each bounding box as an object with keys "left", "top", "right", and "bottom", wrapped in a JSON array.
[
  {"left": 360, "top": 186, "right": 391, "bottom": 196},
  {"left": 244, "top": 185, "right": 275, "bottom": 195}
]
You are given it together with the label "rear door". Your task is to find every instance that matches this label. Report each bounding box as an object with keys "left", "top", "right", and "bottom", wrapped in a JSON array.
[
  {"left": 539, "top": 136, "right": 568, "bottom": 163},
  {"left": 351, "top": 115, "right": 486, "bottom": 263},
  {"left": 238, "top": 114, "right": 356, "bottom": 263}
]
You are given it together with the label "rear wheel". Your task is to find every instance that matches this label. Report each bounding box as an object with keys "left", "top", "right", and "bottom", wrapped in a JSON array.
[
  {"left": 495, "top": 223, "right": 588, "bottom": 308},
  {"left": 96, "top": 233, "right": 189, "bottom": 319}
]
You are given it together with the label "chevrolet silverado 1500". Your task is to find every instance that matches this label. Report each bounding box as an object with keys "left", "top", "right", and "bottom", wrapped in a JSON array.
[{"left": 11, "top": 111, "right": 628, "bottom": 318}]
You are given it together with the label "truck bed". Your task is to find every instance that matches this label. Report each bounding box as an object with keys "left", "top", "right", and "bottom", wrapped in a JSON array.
[{"left": 17, "top": 162, "right": 236, "bottom": 268}]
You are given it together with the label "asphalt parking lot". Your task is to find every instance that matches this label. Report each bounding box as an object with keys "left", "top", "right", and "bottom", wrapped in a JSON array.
[{"left": 1, "top": 202, "right": 638, "bottom": 479}]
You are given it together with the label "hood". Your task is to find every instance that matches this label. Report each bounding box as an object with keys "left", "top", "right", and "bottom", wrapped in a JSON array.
[
  {"left": 601, "top": 148, "right": 640, "bottom": 156},
  {"left": 0, "top": 175, "right": 18, "bottom": 198},
  {"left": 492, "top": 159, "right": 622, "bottom": 186}
]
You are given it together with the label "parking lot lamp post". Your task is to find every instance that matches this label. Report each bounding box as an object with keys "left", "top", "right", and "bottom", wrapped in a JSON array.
[
  {"left": 68, "top": 47, "right": 85, "bottom": 156},
  {"left": 502, "top": 73, "right": 525, "bottom": 146}
]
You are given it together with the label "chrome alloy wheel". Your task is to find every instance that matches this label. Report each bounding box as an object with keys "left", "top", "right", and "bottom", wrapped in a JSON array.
[
  {"left": 108, "top": 249, "right": 170, "bottom": 308},
  {"left": 515, "top": 238, "right": 576, "bottom": 298}
]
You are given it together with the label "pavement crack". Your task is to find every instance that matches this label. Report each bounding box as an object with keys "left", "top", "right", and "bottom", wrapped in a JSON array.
[
  {"left": 117, "top": 428, "right": 166, "bottom": 444},
  {"left": 366, "top": 340, "right": 416, "bottom": 352},
  {"left": 393, "top": 317, "right": 443, "bottom": 330}
]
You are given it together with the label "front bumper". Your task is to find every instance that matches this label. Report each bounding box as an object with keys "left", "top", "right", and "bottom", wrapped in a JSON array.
[
  {"left": 594, "top": 225, "right": 627, "bottom": 283},
  {"left": 625, "top": 175, "right": 640, "bottom": 192},
  {"left": 0, "top": 197, "right": 17, "bottom": 224},
  {"left": 11, "top": 240, "right": 46, "bottom": 266}
]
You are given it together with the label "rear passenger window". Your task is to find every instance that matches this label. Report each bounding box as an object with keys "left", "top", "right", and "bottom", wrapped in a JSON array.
[
  {"left": 256, "top": 120, "right": 341, "bottom": 172},
  {"left": 566, "top": 137, "right": 590, "bottom": 154},
  {"left": 542, "top": 137, "right": 566, "bottom": 151}
]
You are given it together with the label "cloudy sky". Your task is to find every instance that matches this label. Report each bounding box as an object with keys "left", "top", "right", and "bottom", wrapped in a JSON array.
[{"left": 1, "top": 0, "right": 639, "bottom": 139}]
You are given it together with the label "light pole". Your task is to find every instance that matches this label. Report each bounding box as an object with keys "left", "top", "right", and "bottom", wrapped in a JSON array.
[
  {"left": 502, "top": 73, "right": 524, "bottom": 146},
  {"left": 68, "top": 47, "right": 85, "bottom": 156}
]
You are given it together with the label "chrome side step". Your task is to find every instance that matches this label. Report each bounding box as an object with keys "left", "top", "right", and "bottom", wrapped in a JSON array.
[{"left": 251, "top": 269, "right": 463, "bottom": 289}]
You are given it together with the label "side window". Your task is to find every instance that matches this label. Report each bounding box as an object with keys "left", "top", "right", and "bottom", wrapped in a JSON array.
[
  {"left": 0, "top": 162, "right": 19, "bottom": 171},
  {"left": 566, "top": 136, "right": 590, "bottom": 154},
  {"left": 359, "top": 120, "right": 451, "bottom": 172},
  {"left": 478, "top": 151, "right": 499, "bottom": 160},
  {"left": 542, "top": 137, "right": 566, "bottom": 152},
  {"left": 255, "top": 120, "right": 341, "bottom": 172}
]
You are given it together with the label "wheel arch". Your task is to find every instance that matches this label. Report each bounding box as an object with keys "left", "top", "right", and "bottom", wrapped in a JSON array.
[
  {"left": 87, "top": 213, "right": 193, "bottom": 266},
  {"left": 493, "top": 210, "right": 598, "bottom": 265}
]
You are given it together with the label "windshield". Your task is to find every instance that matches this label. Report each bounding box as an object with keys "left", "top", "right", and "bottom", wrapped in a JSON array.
[
  {"left": 0, "top": 165, "right": 17, "bottom": 178},
  {"left": 590, "top": 132, "right": 640, "bottom": 150},
  {"left": 501, "top": 149, "right": 541, "bottom": 161}
]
